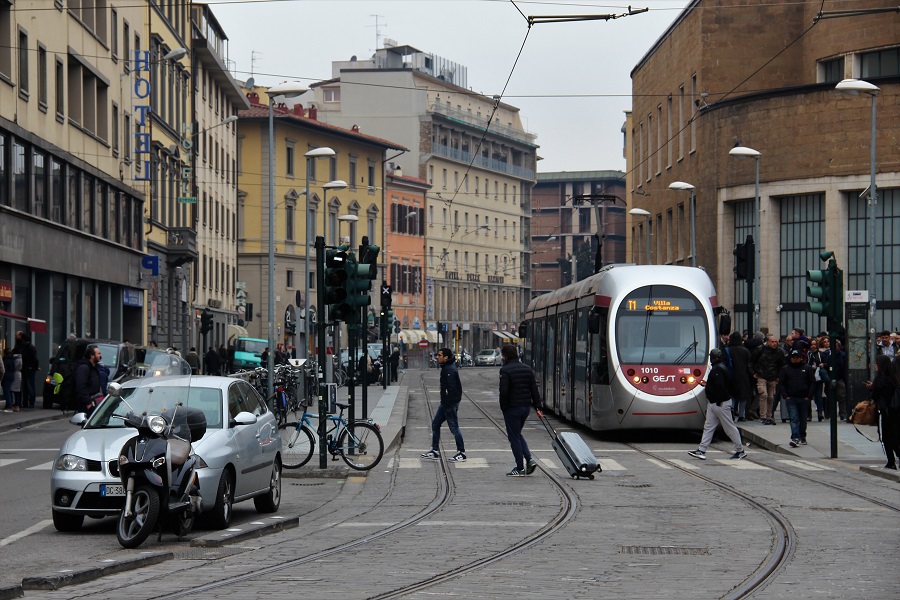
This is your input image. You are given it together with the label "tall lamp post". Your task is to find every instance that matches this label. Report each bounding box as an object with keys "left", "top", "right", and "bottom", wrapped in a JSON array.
[
  {"left": 629, "top": 208, "right": 651, "bottom": 264},
  {"left": 669, "top": 181, "right": 696, "bottom": 267},
  {"left": 302, "top": 147, "right": 337, "bottom": 359},
  {"left": 836, "top": 78, "right": 879, "bottom": 378},
  {"left": 728, "top": 145, "right": 762, "bottom": 333},
  {"left": 266, "top": 81, "right": 307, "bottom": 400}
]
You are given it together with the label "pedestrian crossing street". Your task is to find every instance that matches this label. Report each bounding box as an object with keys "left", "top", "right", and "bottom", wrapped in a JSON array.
[{"left": 390, "top": 451, "right": 834, "bottom": 473}]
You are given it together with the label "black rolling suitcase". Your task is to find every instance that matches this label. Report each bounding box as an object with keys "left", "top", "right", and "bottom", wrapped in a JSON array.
[{"left": 539, "top": 414, "right": 601, "bottom": 480}]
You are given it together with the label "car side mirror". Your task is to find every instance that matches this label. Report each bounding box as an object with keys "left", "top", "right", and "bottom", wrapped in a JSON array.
[
  {"left": 107, "top": 382, "right": 122, "bottom": 397},
  {"left": 69, "top": 413, "right": 87, "bottom": 426},
  {"left": 230, "top": 411, "right": 258, "bottom": 427}
]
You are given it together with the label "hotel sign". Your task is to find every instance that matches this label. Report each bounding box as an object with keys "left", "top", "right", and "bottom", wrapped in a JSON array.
[{"left": 0, "top": 281, "right": 11, "bottom": 302}]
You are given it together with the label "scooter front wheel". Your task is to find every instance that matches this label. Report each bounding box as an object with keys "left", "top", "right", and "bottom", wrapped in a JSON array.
[{"left": 117, "top": 485, "right": 160, "bottom": 548}]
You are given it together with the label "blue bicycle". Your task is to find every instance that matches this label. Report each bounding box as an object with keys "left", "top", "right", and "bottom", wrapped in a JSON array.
[{"left": 278, "top": 402, "right": 384, "bottom": 471}]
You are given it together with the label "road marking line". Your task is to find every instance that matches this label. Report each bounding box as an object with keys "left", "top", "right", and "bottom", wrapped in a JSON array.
[
  {"left": 777, "top": 459, "right": 832, "bottom": 471},
  {"left": 389, "top": 458, "right": 422, "bottom": 469},
  {"left": 27, "top": 461, "right": 55, "bottom": 470},
  {"left": 539, "top": 458, "right": 558, "bottom": 469},
  {"left": 713, "top": 459, "right": 769, "bottom": 469},
  {"left": 646, "top": 458, "right": 672, "bottom": 469},
  {"left": 454, "top": 457, "right": 489, "bottom": 469},
  {"left": 598, "top": 459, "right": 626, "bottom": 471},
  {"left": 668, "top": 459, "right": 700, "bottom": 470},
  {"left": 0, "top": 459, "right": 26, "bottom": 468},
  {"left": 0, "top": 519, "right": 52, "bottom": 547}
]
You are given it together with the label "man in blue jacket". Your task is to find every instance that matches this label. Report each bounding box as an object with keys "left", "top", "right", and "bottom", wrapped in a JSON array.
[
  {"left": 421, "top": 348, "right": 467, "bottom": 462},
  {"left": 499, "top": 345, "right": 543, "bottom": 476},
  {"left": 780, "top": 348, "right": 815, "bottom": 447}
]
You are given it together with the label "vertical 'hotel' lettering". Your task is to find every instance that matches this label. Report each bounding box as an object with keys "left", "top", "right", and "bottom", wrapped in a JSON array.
[{"left": 133, "top": 50, "right": 152, "bottom": 181}]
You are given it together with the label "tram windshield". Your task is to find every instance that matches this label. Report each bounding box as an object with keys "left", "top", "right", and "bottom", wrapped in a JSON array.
[{"left": 614, "top": 284, "right": 709, "bottom": 365}]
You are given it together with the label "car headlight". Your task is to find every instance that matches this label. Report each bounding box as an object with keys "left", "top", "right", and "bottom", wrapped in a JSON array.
[
  {"left": 194, "top": 455, "right": 208, "bottom": 468},
  {"left": 55, "top": 454, "right": 87, "bottom": 471},
  {"left": 149, "top": 416, "right": 166, "bottom": 434}
]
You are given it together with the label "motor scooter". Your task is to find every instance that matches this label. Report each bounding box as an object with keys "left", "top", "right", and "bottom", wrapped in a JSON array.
[{"left": 112, "top": 353, "right": 206, "bottom": 548}]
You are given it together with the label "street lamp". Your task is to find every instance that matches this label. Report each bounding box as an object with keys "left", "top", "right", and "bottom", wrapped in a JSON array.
[
  {"left": 728, "top": 144, "right": 762, "bottom": 332},
  {"left": 303, "top": 147, "right": 337, "bottom": 359},
  {"left": 322, "top": 180, "right": 349, "bottom": 245},
  {"left": 629, "top": 208, "right": 651, "bottom": 264},
  {"left": 669, "top": 181, "right": 696, "bottom": 267},
  {"left": 836, "top": 78, "right": 879, "bottom": 378},
  {"left": 338, "top": 213, "right": 359, "bottom": 243},
  {"left": 266, "top": 81, "right": 307, "bottom": 399}
]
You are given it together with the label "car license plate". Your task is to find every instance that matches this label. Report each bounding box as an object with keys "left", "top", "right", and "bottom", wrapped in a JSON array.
[{"left": 100, "top": 484, "right": 125, "bottom": 497}]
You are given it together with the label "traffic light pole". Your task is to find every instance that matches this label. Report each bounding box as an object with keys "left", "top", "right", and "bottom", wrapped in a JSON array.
[
  {"left": 315, "top": 236, "right": 328, "bottom": 469},
  {"left": 361, "top": 304, "right": 368, "bottom": 418}
]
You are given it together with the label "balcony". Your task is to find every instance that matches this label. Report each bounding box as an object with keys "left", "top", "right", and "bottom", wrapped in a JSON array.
[
  {"left": 431, "top": 143, "right": 535, "bottom": 181},
  {"left": 430, "top": 102, "right": 537, "bottom": 146},
  {"left": 166, "top": 227, "right": 198, "bottom": 267}
]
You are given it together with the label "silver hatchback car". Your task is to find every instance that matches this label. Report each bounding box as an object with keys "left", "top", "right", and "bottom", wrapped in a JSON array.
[
  {"left": 50, "top": 375, "right": 282, "bottom": 532},
  {"left": 475, "top": 348, "right": 502, "bottom": 366}
]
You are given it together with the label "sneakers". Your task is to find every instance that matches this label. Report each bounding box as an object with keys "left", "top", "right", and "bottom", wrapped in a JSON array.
[
  {"left": 420, "top": 450, "right": 440, "bottom": 460},
  {"left": 687, "top": 449, "right": 707, "bottom": 460},
  {"left": 789, "top": 439, "right": 800, "bottom": 448},
  {"left": 730, "top": 451, "right": 747, "bottom": 460},
  {"left": 526, "top": 458, "right": 538, "bottom": 475},
  {"left": 506, "top": 467, "right": 527, "bottom": 477},
  {"left": 448, "top": 451, "right": 467, "bottom": 462},
  {"left": 800, "top": 439, "right": 807, "bottom": 446}
]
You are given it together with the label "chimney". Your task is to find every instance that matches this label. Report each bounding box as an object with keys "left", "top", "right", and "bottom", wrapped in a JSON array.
[
  {"left": 292, "top": 104, "right": 306, "bottom": 117},
  {"left": 308, "top": 105, "right": 317, "bottom": 120},
  {"left": 247, "top": 91, "right": 260, "bottom": 105},
  {"left": 351, "top": 124, "right": 360, "bottom": 132}
]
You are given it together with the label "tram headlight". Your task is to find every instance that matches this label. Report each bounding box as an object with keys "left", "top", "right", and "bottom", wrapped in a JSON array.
[
  {"left": 641, "top": 376, "right": 649, "bottom": 384},
  {"left": 632, "top": 375, "right": 641, "bottom": 384},
  {"left": 687, "top": 375, "right": 696, "bottom": 384},
  {"left": 693, "top": 369, "right": 702, "bottom": 377},
  {"left": 626, "top": 369, "right": 635, "bottom": 378}
]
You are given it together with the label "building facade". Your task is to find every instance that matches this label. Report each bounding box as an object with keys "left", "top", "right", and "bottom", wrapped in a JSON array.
[
  {"left": 304, "top": 43, "right": 538, "bottom": 353},
  {"left": 628, "top": 0, "right": 900, "bottom": 337},
  {"left": 236, "top": 92, "right": 406, "bottom": 358},
  {"left": 0, "top": 1, "right": 147, "bottom": 360},
  {"left": 531, "top": 171, "right": 627, "bottom": 297}
]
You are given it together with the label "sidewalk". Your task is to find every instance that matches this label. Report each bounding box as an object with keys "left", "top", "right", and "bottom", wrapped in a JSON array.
[{"left": 737, "top": 417, "right": 900, "bottom": 482}]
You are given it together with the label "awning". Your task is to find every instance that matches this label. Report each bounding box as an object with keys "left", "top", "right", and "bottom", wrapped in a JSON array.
[
  {"left": 0, "top": 309, "right": 26, "bottom": 322},
  {"left": 28, "top": 318, "right": 47, "bottom": 334},
  {"left": 425, "top": 330, "right": 439, "bottom": 344},
  {"left": 399, "top": 329, "right": 428, "bottom": 345},
  {"left": 227, "top": 324, "right": 249, "bottom": 341},
  {"left": 492, "top": 330, "right": 511, "bottom": 340}
]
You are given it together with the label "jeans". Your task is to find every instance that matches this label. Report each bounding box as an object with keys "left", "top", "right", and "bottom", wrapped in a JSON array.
[
  {"left": 503, "top": 405, "right": 533, "bottom": 470},
  {"left": 431, "top": 402, "right": 465, "bottom": 453},
  {"left": 21, "top": 371, "right": 36, "bottom": 408},
  {"left": 2, "top": 380, "right": 13, "bottom": 408},
  {"left": 785, "top": 396, "right": 809, "bottom": 441}
]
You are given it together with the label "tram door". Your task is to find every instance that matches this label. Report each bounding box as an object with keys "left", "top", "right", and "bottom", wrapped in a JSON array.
[
  {"left": 574, "top": 306, "right": 589, "bottom": 425},
  {"left": 546, "top": 314, "right": 558, "bottom": 413},
  {"left": 559, "top": 312, "right": 572, "bottom": 420}
]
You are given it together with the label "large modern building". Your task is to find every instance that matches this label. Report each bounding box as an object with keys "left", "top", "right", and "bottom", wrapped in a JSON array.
[
  {"left": 0, "top": 1, "right": 148, "bottom": 359},
  {"left": 531, "top": 171, "right": 627, "bottom": 297},
  {"left": 300, "top": 42, "right": 538, "bottom": 352},
  {"left": 627, "top": 0, "right": 899, "bottom": 338}
]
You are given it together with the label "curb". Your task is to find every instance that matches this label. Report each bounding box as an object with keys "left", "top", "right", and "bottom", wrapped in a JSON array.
[
  {"left": 190, "top": 515, "right": 299, "bottom": 547},
  {"left": 858, "top": 465, "right": 900, "bottom": 483},
  {"left": 0, "top": 411, "right": 68, "bottom": 434},
  {"left": 21, "top": 551, "right": 172, "bottom": 591},
  {"left": 0, "top": 583, "right": 22, "bottom": 600}
]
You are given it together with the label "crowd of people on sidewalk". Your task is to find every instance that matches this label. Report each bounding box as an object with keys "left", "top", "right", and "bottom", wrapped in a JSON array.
[
  {"left": 1, "top": 332, "right": 39, "bottom": 413},
  {"left": 717, "top": 327, "right": 899, "bottom": 469}
]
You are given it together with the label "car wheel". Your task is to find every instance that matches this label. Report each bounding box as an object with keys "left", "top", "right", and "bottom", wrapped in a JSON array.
[
  {"left": 208, "top": 469, "right": 234, "bottom": 530},
  {"left": 254, "top": 460, "right": 281, "bottom": 513},
  {"left": 52, "top": 509, "right": 84, "bottom": 532}
]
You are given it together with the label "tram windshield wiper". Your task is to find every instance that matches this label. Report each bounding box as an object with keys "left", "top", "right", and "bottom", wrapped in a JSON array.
[{"left": 674, "top": 326, "right": 698, "bottom": 365}]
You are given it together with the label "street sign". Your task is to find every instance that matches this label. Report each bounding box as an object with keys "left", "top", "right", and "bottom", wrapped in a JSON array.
[
  {"left": 177, "top": 197, "right": 197, "bottom": 204},
  {"left": 418, "top": 339, "right": 429, "bottom": 349}
]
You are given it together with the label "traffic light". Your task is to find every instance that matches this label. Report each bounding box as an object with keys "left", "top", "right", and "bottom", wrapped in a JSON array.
[
  {"left": 324, "top": 249, "right": 352, "bottom": 322},
  {"left": 733, "top": 236, "right": 755, "bottom": 282},
  {"left": 393, "top": 317, "right": 401, "bottom": 334},
  {"left": 806, "top": 251, "right": 844, "bottom": 334},
  {"left": 380, "top": 282, "right": 392, "bottom": 308},
  {"left": 344, "top": 253, "right": 372, "bottom": 321},
  {"left": 358, "top": 237, "right": 380, "bottom": 281},
  {"left": 380, "top": 308, "right": 393, "bottom": 339},
  {"left": 200, "top": 308, "right": 213, "bottom": 335}
]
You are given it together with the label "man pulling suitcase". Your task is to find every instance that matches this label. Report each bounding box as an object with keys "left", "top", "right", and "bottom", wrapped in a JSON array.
[{"left": 498, "top": 345, "right": 544, "bottom": 476}]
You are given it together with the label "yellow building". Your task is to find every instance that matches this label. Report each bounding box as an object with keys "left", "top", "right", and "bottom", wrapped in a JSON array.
[
  {"left": 0, "top": 1, "right": 147, "bottom": 358},
  {"left": 237, "top": 90, "right": 406, "bottom": 356}
]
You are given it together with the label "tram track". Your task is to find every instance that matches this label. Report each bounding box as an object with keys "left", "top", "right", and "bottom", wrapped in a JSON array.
[
  {"left": 152, "top": 370, "right": 578, "bottom": 600},
  {"left": 630, "top": 443, "right": 900, "bottom": 599}
]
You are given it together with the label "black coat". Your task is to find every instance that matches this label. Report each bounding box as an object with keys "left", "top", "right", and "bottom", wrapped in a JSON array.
[
  {"left": 726, "top": 342, "right": 754, "bottom": 400},
  {"left": 499, "top": 358, "right": 542, "bottom": 412},
  {"left": 779, "top": 362, "right": 815, "bottom": 399},
  {"left": 439, "top": 357, "right": 462, "bottom": 406},
  {"left": 705, "top": 362, "right": 733, "bottom": 405},
  {"left": 73, "top": 359, "right": 102, "bottom": 408}
]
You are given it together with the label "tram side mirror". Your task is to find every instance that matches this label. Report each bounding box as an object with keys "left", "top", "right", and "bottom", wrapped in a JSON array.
[{"left": 716, "top": 309, "right": 732, "bottom": 337}]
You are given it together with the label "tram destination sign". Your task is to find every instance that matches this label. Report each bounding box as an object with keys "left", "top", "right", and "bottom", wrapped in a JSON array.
[{"left": 622, "top": 294, "right": 698, "bottom": 312}]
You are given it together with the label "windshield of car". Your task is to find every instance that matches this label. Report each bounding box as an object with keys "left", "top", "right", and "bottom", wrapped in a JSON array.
[
  {"left": 85, "top": 385, "right": 223, "bottom": 432},
  {"left": 95, "top": 343, "right": 120, "bottom": 370},
  {"left": 135, "top": 347, "right": 167, "bottom": 366},
  {"left": 236, "top": 339, "right": 267, "bottom": 354},
  {"left": 477, "top": 350, "right": 497, "bottom": 357}
]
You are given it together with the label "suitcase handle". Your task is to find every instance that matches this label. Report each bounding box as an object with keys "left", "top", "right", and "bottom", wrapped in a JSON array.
[{"left": 536, "top": 411, "right": 557, "bottom": 438}]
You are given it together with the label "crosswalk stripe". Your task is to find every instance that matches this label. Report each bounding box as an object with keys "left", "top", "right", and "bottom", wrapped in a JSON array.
[
  {"left": 668, "top": 459, "right": 700, "bottom": 471},
  {"left": 539, "top": 458, "right": 558, "bottom": 470},
  {"left": 0, "top": 459, "right": 25, "bottom": 468},
  {"left": 454, "top": 457, "right": 488, "bottom": 469},
  {"left": 598, "top": 458, "right": 626, "bottom": 471},
  {"left": 387, "top": 458, "right": 422, "bottom": 469},
  {"left": 26, "top": 461, "right": 55, "bottom": 471},
  {"left": 777, "top": 459, "right": 832, "bottom": 471},
  {"left": 713, "top": 459, "right": 768, "bottom": 469},
  {"left": 646, "top": 458, "right": 673, "bottom": 469}
]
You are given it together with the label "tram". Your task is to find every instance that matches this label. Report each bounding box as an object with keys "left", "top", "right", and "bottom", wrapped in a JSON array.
[{"left": 523, "top": 264, "right": 729, "bottom": 431}]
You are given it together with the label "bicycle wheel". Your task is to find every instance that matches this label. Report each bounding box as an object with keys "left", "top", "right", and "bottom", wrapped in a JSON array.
[
  {"left": 279, "top": 423, "right": 315, "bottom": 469},
  {"left": 337, "top": 422, "right": 384, "bottom": 470}
]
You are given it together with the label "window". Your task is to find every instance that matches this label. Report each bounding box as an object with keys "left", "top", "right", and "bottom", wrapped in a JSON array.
[
  {"left": 285, "top": 202, "right": 294, "bottom": 241},
  {"left": 0, "top": 3, "right": 10, "bottom": 79},
  {"left": 348, "top": 158, "right": 357, "bottom": 189},
  {"left": 286, "top": 270, "right": 294, "bottom": 288},
  {"left": 323, "top": 87, "right": 340, "bottom": 102},
  {"left": 123, "top": 113, "right": 131, "bottom": 160},
  {"left": 861, "top": 47, "right": 900, "bottom": 78},
  {"left": 123, "top": 21, "right": 130, "bottom": 72},
  {"left": 367, "top": 161, "right": 375, "bottom": 189},
  {"left": 54, "top": 58, "right": 64, "bottom": 117},
  {"left": 690, "top": 74, "right": 697, "bottom": 153},
  {"left": 678, "top": 85, "right": 685, "bottom": 161},
  {"left": 50, "top": 158, "right": 62, "bottom": 223},
  {"left": 37, "top": 45, "right": 47, "bottom": 108},
  {"left": 666, "top": 95, "right": 672, "bottom": 169},
  {"left": 110, "top": 8, "right": 118, "bottom": 60},
  {"left": 18, "top": 29, "right": 28, "bottom": 98},
  {"left": 286, "top": 143, "right": 294, "bottom": 177},
  {"left": 12, "top": 140, "right": 27, "bottom": 212},
  {"left": 111, "top": 103, "right": 119, "bottom": 155}
]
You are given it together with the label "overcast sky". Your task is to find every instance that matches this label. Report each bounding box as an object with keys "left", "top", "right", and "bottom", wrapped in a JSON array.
[{"left": 210, "top": 0, "right": 690, "bottom": 174}]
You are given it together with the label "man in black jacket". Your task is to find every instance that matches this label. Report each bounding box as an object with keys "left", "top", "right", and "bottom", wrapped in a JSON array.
[
  {"left": 73, "top": 345, "right": 103, "bottom": 415},
  {"left": 752, "top": 335, "right": 787, "bottom": 425},
  {"left": 780, "top": 349, "right": 815, "bottom": 447},
  {"left": 688, "top": 348, "right": 746, "bottom": 460},
  {"left": 421, "top": 348, "right": 467, "bottom": 462},
  {"left": 499, "top": 345, "right": 543, "bottom": 476}
]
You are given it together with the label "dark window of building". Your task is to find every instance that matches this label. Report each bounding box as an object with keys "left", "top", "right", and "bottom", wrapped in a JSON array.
[
  {"left": 33, "top": 150, "right": 46, "bottom": 219},
  {"left": 821, "top": 57, "right": 844, "bottom": 83},
  {"left": 37, "top": 45, "right": 47, "bottom": 108},
  {"left": 82, "top": 174, "right": 93, "bottom": 234},
  {"left": 778, "top": 194, "right": 825, "bottom": 335},
  {"left": 50, "top": 158, "right": 63, "bottom": 224},
  {"left": 55, "top": 58, "right": 64, "bottom": 118},
  {"left": 861, "top": 47, "right": 900, "bottom": 78},
  {"left": 286, "top": 144, "right": 294, "bottom": 177},
  {"left": 13, "top": 140, "right": 27, "bottom": 212},
  {"left": 0, "top": 3, "right": 11, "bottom": 79},
  {"left": 17, "top": 29, "right": 28, "bottom": 98},
  {"left": 286, "top": 270, "right": 294, "bottom": 288},
  {"left": 849, "top": 188, "right": 900, "bottom": 330},
  {"left": 67, "top": 166, "right": 79, "bottom": 228},
  {"left": 0, "top": 133, "right": 6, "bottom": 206}
]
